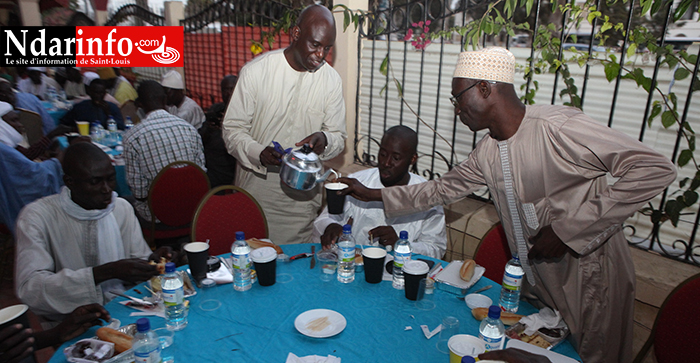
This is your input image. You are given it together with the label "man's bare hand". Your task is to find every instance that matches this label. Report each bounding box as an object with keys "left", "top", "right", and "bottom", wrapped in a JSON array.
[
  {"left": 335, "top": 177, "right": 383, "bottom": 202},
  {"left": 93, "top": 258, "right": 158, "bottom": 284},
  {"left": 479, "top": 348, "right": 552, "bottom": 363},
  {"left": 321, "top": 223, "right": 343, "bottom": 249},
  {"left": 369, "top": 226, "right": 399, "bottom": 248},
  {"left": 150, "top": 246, "right": 176, "bottom": 263},
  {"left": 53, "top": 304, "right": 110, "bottom": 344},
  {"left": 296, "top": 132, "right": 327, "bottom": 155},
  {"left": 528, "top": 225, "right": 571, "bottom": 261},
  {"left": 260, "top": 146, "right": 282, "bottom": 167},
  {"left": 0, "top": 324, "right": 33, "bottom": 363}
]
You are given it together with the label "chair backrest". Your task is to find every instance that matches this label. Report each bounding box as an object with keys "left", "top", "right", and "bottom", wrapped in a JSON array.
[
  {"left": 634, "top": 273, "right": 700, "bottom": 363},
  {"left": 17, "top": 108, "right": 44, "bottom": 145},
  {"left": 148, "top": 161, "right": 210, "bottom": 227},
  {"left": 192, "top": 185, "right": 268, "bottom": 256},
  {"left": 473, "top": 224, "right": 511, "bottom": 284},
  {"left": 120, "top": 100, "right": 140, "bottom": 124}
]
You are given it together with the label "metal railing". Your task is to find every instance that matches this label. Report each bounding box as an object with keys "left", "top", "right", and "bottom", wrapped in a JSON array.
[{"left": 356, "top": 0, "right": 700, "bottom": 266}]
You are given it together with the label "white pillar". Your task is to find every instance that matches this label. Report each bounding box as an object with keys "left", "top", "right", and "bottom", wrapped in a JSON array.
[
  {"left": 17, "top": 0, "right": 41, "bottom": 26},
  {"left": 164, "top": 1, "right": 186, "bottom": 87},
  {"left": 95, "top": 10, "right": 109, "bottom": 26},
  {"left": 328, "top": 0, "right": 366, "bottom": 172}
]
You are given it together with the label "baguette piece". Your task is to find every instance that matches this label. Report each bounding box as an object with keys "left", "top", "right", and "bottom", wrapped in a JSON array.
[
  {"left": 246, "top": 238, "right": 283, "bottom": 254},
  {"left": 460, "top": 259, "right": 476, "bottom": 282},
  {"left": 471, "top": 307, "right": 524, "bottom": 326},
  {"left": 96, "top": 327, "right": 132, "bottom": 353}
]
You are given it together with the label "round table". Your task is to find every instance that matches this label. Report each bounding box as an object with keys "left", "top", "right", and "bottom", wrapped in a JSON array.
[{"left": 49, "top": 244, "right": 581, "bottom": 362}]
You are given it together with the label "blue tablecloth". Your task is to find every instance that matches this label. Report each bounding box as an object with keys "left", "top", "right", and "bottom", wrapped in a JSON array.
[
  {"left": 41, "top": 101, "right": 67, "bottom": 125},
  {"left": 49, "top": 244, "right": 581, "bottom": 362}
]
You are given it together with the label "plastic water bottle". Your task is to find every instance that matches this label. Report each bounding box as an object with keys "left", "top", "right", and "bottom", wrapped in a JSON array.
[
  {"left": 125, "top": 116, "right": 134, "bottom": 130},
  {"left": 90, "top": 122, "right": 103, "bottom": 142},
  {"left": 107, "top": 116, "right": 117, "bottom": 132},
  {"left": 132, "top": 318, "right": 162, "bottom": 363},
  {"left": 479, "top": 305, "right": 505, "bottom": 351},
  {"left": 499, "top": 255, "right": 524, "bottom": 313},
  {"left": 392, "top": 230, "right": 412, "bottom": 290},
  {"left": 231, "top": 231, "right": 252, "bottom": 291},
  {"left": 337, "top": 224, "right": 355, "bottom": 283},
  {"left": 161, "top": 262, "right": 187, "bottom": 331}
]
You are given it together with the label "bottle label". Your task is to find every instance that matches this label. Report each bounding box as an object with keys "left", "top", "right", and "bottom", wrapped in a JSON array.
[
  {"left": 339, "top": 245, "right": 354, "bottom": 263},
  {"left": 162, "top": 286, "right": 183, "bottom": 306},
  {"left": 232, "top": 253, "right": 250, "bottom": 269},
  {"left": 394, "top": 252, "right": 411, "bottom": 268},
  {"left": 479, "top": 333, "right": 504, "bottom": 351},
  {"left": 134, "top": 347, "right": 161, "bottom": 363},
  {"left": 502, "top": 271, "right": 523, "bottom": 291}
]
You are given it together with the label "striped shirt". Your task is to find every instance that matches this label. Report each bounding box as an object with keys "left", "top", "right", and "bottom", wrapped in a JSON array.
[{"left": 123, "top": 109, "right": 206, "bottom": 220}]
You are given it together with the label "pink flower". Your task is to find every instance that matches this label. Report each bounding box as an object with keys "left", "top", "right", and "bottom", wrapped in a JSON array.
[
  {"left": 424, "top": 26, "right": 430, "bottom": 33},
  {"left": 412, "top": 22, "right": 418, "bottom": 27},
  {"left": 417, "top": 21, "right": 424, "bottom": 27},
  {"left": 404, "top": 29, "right": 413, "bottom": 41},
  {"left": 426, "top": 20, "right": 431, "bottom": 26}
]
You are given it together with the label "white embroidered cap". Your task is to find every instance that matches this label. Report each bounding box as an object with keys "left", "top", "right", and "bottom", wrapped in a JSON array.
[
  {"left": 83, "top": 72, "right": 99, "bottom": 86},
  {"left": 27, "top": 67, "right": 47, "bottom": 72},
  {"left": 0, "top": 101, "right": 13, "bottom": 117},
  {"left": 453, "top": 47, "right": 516, "bottom": 84},
  {"left": 161, "top": 70, "right": 184, "bottom": 90}
]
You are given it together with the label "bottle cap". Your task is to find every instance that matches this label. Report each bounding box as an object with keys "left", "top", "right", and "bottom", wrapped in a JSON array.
[
  {"left": 136, "top": 317, "right": 150, "bottom": 332},
  {"left": 235, "top": 231, "right": 245, "bottom": 240},
  {"left": 461, "top": 357, "right": 476, "bottom": 363},
  {"left": 399, "top": 231, "right": 408, "bottom": 239},
  {"left": 512, "top": 254, "right": 520, "bottom": 260},
  {"left": 488, "top": 305, "right": 501, "bottom": 320},
  {"left": 165, "top": 262, "right": 176, "bottom": 273},
  {"left": 342, "top": 224, "right": 352, "bottom": 234}
]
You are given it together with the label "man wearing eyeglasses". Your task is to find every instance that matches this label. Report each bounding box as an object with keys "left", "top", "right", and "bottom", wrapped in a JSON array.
[{"left": 338, "top": 47, "right": 676, "bottom": 363}]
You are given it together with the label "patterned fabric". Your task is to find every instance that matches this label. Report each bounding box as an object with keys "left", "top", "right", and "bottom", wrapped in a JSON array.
[
  {"left": 453, "top": 47, "right": 515, "bottom": 83},
  {"left": 123, "top": 109, "right": 206, "bottom": 220}
]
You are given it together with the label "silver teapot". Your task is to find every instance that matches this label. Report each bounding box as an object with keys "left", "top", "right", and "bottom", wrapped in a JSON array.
[{"left": 279, "top": 144, "right": 339, "bottom": 191}]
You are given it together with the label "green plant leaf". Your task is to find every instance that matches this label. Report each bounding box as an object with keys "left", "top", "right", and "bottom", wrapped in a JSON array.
[
  {"left": 680, "top": 177, "right": 690, "bottom": 189},
  {"left": 674, "top": 0, "right": 695, "bottom": 21},
  {"left": 689, "top": 135, "right": 695, "bottom": 151},
  {"left": 691, "top": 172, "right": 700, "bottom": 190},
  {"left": 684, "top": 190, "right": 699, "bottom": 206},
  {"left": 640, "top": 0, "right": 653, "bottom": 15},
  {"left": 661, "top": 110, "right": 677, "bottom": 128},
  {"left": 379, "top": 84, "right": 387, "bottom": 97},
  {"left": 679, "top": 149, "right": 693, "bottom": 167},
  {"left": 627, "top": 43, "right": 637, "bottom": 58},
  {"left": 379, "top": 55, "right": 389, "bottom": 77},
  {"left": 651, "top": 0, "right": 664, "bottom": 14},
  {"left": 604, "top": 62, "right": 620, "bottom": 82},
  {"left": 601, "top": 21, "right": 612, "bottom": 33},
  {"left": 664, "top": 199, "right": 682, "bottom": 226},
  {"left": 393, "top": 79, "right": 403, "bottom": 98},
  {"left": 648, "top": 102, "right": 662, "bottom": 126},
  {"left": 343, "top": 10, "right": 350, "bottom": 32},
  {"left": 526, "top": 0, "right": 534, "bottom": 16},
  {"left": 675, "top": 68, "right": 690, "bottom": 80}
]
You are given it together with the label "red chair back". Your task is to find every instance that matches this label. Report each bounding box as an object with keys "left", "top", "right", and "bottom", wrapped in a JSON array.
[
  {"left": 474, "top": 224, "right": 511, "bottom": 283},
  {"left": 192, "top": 186, "right": 268, "bottom": 256},
  {"left": 653, "top": 273, "right": 700, "bottom": 362},
  {"left": 149, "top": 161, "right": 210, "bottom": 227}
]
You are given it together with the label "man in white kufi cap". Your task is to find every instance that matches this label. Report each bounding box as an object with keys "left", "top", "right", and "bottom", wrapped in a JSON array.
[
  {"left": 338, "top": 47, "right": 677, "bottom": 363},
  {"left": 160, "top": 70, "right": 205, "bottom": 130},
  {"left": 17, "top": 67, "right": 62, "bottom": 101}
]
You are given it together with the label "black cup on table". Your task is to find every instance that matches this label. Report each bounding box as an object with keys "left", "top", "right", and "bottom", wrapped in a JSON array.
[
  {"left": 251, "top": 247, "right": 277, "bottom": 286},
  {"left": 0, "top": 304, "right": 36, "bottom": 363},
  {"left": 403, "top": 260, "right": 430, "bottom": 300},
  {"left": 362, "top": 247, "right": 387, "bottom": 284},
  {"left": 325, "top": 182, "right": 348, "bottom": 214},
  {"left": 184, "top": 242, "right": 209, "bottom": 283}
]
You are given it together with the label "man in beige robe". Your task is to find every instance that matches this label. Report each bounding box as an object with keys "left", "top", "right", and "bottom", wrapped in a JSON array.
[
  {"left": 222, "top": 4, "right": 346, "bottom": 244},
  {"left": 339, "top": 48, "right": 677, "bottom": 363}
]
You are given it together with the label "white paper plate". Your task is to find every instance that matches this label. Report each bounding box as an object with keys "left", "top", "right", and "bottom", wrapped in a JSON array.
[
  {"left": 294, "top": 309, "right": 347, "bottom": 338},
  {"left": 506, "top": 340, "right": 580, "bottom": 363}
]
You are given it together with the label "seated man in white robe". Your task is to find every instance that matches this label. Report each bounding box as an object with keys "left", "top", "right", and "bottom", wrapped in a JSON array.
[
  {"left": 161, "top": 70, "right": 205, "bottom": 130},
  {"left": 312, "top": 126, "right": 447, "bottom": 259},
  {"left": 14, "top": 142, "right": 173, "bottom": 322}
]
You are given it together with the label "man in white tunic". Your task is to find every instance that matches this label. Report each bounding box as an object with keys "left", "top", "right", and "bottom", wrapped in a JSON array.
[
  {"left": 338, "top": 48, "right": 677, "bottom": 363},
  {"left": 222, "top": 4, "right": 346, "bottom": 245},
  {"left": 161, "top": 70, "right": 206, "bottom": 130},
  {"left": 15, "top": 142, "right": 171, "bottom": 322},
  {"left": 312, "top": 126, "right": 446, "bottom": 259},
  {"left": 17, "top": 67, "right": 62, "bottom": 101}
]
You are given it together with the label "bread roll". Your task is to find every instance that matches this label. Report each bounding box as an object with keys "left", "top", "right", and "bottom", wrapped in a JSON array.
[
  {"left": 246, "top": 238, "right": 283, "bottom": 254},
  {"left": 460, "top": 259, "right": 476, "bottom": 282},
  {"left": 149, "top": 257, "right": 167, "bottom": 274},
  {"left": 471, "top": 307, "right": 524, "bottom": 326},
  {"left": 96, "top": 327, "right": 132, "bottom": 353}
]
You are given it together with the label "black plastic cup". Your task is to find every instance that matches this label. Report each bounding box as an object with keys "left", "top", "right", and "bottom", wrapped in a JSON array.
[
  {"left": 251, "top": 247, "right": 277, "bottom": 286},
  {"left": 325, "top": 182, "right": 348, "bottom": 214},
  {"left": 184, "top": 242, "right": 210, "bottom": 283},
  {"left": 0, "top": 304, "right": 35, "bottom": 363},
  {"left": 403, "top": 260, "right": 430, "bottom": 300},
  {"left": 362, "top": 247, "right": 387, "bottom": 284}
]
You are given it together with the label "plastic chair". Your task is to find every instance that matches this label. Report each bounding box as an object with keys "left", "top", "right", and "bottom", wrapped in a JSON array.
[
  {"left": 142, "top": 161, "right": 210, "bottom": 246},
  {"left": 119, "top": 100, "right": 140, "bottom": 124},
  {"left": 473, "top": 224, "right": 511, "bottom": 284},
  {"left": 633, "top": 273, "right": 700, "bottom": 363},
  {"left": 17, "top": 109, "right": 43, "bottom": 145},
  {"left": 191, "top": 185, "right": 268, "bottom": 256}
]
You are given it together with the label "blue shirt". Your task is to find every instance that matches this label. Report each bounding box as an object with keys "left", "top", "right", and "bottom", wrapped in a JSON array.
[
  {"left": 60, "top": 100, "right": 125, "bottom": 130},
  {"left": 15, "top": 92, "right": 55, "bottom": 134},
  {"left": 0, "top": 143, "right": 63, "bottom": 233}
]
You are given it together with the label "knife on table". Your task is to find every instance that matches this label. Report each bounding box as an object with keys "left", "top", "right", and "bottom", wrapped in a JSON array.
[{"left": 310, "top": 246, "right": 316, "bottom": 269}]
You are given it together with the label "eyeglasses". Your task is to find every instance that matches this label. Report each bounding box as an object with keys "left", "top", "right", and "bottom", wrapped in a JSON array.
[{"left": 449, "top": 80, "right": 496, "bottom": 108}]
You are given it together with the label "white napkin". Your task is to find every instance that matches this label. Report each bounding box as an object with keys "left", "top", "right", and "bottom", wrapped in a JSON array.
[
  {"left": 118, "top": 301, "right": 165, "bottom": 318},
  {"left": 519, "top": 307, "right": 567, "bottom": 335},
  {"left": 285, "top": 353, "right": 341, "bottom": 363},
  {"left": 186, "top": 266, "right": 233, "bottom": 284}
]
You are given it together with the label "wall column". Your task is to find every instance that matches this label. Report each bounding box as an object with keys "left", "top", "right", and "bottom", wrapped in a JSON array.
[
  {"left": 164, "top": 1, "right": 186, "bottom": 87},
  {"left": 17, "top": 0, "right": 41, "bottom": 26}
]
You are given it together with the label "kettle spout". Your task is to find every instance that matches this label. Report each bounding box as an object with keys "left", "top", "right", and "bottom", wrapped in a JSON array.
[{"left": 318, "top": 169, "right": 340, "bottom": 183}]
